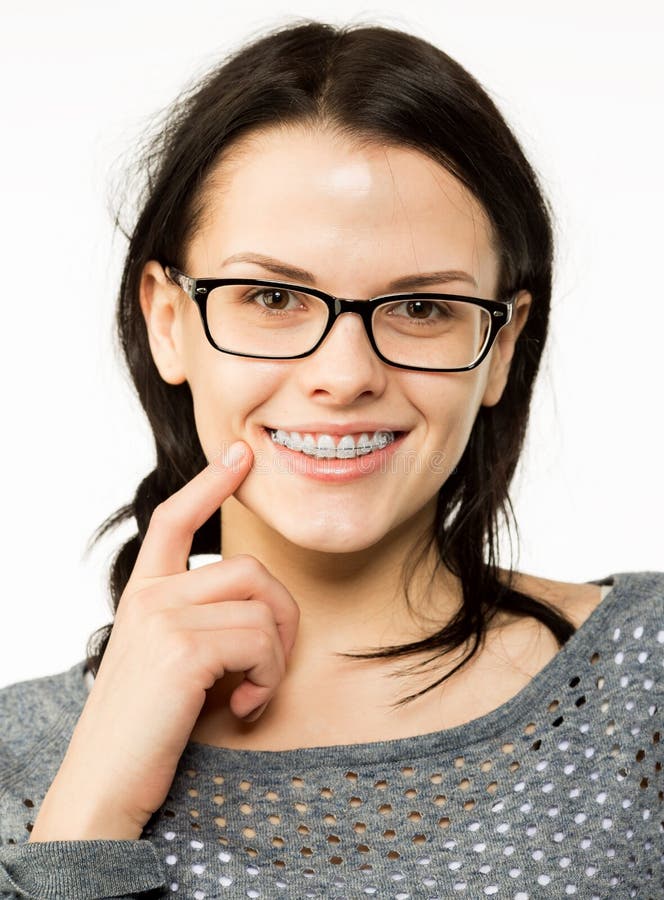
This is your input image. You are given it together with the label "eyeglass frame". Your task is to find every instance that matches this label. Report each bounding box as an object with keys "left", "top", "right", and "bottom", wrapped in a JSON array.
[{"left": 164, "top": 264, "right": 518, "bottom": 373}]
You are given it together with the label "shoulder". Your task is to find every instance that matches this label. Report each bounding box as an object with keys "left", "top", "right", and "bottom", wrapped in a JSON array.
[
  {"left": 490, "top": 569, "right": 664, "bottom": 671},
  {"left": 0, "top": 661, "right": 87, "bottom": 843},
  {"left": 503, "top": 568, "right": 664, "bottom": 630},
  {"left": 485, "top": 570, "right": 663, "bottom": 705},
  {"left": 0, "top": 660, "right": 87, "bottom": 768}
]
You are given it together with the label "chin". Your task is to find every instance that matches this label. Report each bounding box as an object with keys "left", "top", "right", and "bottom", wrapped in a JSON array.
[
  {"left": 236, "top": 479, "right": 404, "bottom": 554},
  {"left": 287, "top": 533, "right": 383, "bottom": 554},
  {"left": 263, "top": 509, "right": 386, "bottom": 555}
]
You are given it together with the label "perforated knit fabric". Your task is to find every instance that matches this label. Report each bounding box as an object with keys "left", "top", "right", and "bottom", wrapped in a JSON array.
[{"left": 0, "top": 570, "right": 662, "bottom": 899}]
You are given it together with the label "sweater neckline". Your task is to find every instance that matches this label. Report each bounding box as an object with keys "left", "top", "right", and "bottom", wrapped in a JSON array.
[
  {"left": 184, "top": 572, "right": 622, "bottom": 769},
  {"left": 72, "top": 571, "right": 624, "bottom": 771}
]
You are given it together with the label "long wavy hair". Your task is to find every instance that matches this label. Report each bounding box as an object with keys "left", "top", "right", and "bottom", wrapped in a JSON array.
[{"left": 85, "top": 18, "right": 576, "bottom": 708}]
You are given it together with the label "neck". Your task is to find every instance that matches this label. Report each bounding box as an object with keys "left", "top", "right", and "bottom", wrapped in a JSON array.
[{"left": 219, "top": 495, "right": 462, "bottom": 661}]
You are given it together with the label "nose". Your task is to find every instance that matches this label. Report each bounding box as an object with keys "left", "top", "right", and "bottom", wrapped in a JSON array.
[{"left": 297, "top": 309, "right": 388, "bottom": 401}]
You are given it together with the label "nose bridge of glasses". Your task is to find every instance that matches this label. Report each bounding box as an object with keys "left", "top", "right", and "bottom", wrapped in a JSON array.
[
  {"left": 298, "top": 294, "right": 376, "bottom": 362},
  {"left": 325, "top": 295, "right": 376, "bottom": 341}
]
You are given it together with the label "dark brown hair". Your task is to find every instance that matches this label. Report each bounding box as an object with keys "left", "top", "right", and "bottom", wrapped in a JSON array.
[{"left": 85, "top": 18, "right": 576, "bottom": 707}]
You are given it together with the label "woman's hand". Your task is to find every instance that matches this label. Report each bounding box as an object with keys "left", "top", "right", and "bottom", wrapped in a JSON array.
[{"left": 29, "top": 441, "right": 300, "bottom": 841}]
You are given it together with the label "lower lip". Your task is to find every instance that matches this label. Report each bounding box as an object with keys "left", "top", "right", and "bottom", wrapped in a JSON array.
[{"left": 261, "top": 428, "right": 409, "bottom": 483}]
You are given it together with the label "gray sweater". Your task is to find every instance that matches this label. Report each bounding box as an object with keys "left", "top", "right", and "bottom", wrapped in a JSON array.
[{"left": 0, "top": 570, "right": 661, "bottom": 899}]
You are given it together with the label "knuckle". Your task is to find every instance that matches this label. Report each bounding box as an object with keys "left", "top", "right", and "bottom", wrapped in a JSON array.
[
  {"left": 140, "top": 585, "right": 169, "bottom": 617},
  {"left": 160, "top": 621, "right": 196, "bottom": 662},
  {"left": 249, "top": 599, "right": 276, "bottom": 630},
  {"left": 147, "top": 605, "right": 187, "bottom": 643},
  {"left": 144, "top": 605, "right": 171, "bottom": 636},
  {"left": 116, "top": 584, "right": 155, "bottom": 624},
  {"left": 252, "top": 628, "right": 273, "bottom": 656},
  {"left": 130, "top": 584, "right": 159, "bottom": 610},
  {"left": 231, "top": 553, "right": 266, "bottom": 579},
  {"left": 150, "top": 499, "right": 175, "bottom": 527}
]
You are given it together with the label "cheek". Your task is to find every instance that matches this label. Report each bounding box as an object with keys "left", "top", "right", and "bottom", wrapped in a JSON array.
[
  {"left": 407, "top": 369, "right": 485, "bottom": 433},
  {"left": 186, "top": 360, "right": 286, "bottom": 455},
  {"left": 412, "top": 373, "right": 486, "bottom": 480}
]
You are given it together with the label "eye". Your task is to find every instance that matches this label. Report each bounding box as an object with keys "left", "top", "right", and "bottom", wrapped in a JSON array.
[
  {"left": 245, "top": 288, "right": 300, "bottom": 311},
  {"left": 386, "top": 299, "right": 453, "bottom": 321}
]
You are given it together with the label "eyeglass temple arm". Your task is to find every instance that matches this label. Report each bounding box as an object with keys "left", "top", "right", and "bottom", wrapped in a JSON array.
[{"left": 165, "top": 266, "right": 195, "bottom": 299}]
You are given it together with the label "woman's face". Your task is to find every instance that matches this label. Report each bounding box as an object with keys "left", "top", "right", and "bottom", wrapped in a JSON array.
[{"left": 140, "top": 125, "right": 531, "bottom": 554}]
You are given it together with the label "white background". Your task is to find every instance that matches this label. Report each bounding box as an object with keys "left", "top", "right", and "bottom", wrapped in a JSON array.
[{"left": 1, "top": 0, "right": 662, "bottom": 689}]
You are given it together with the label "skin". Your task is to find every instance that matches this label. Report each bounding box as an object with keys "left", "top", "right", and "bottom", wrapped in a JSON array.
[{"left": 137, "top": 124, "right": 552, "bottom": 744}]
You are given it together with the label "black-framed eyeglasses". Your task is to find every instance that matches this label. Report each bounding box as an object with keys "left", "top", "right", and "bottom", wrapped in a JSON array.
[{"left": 164, "top": 265, "right": 518, "bottom": 373}]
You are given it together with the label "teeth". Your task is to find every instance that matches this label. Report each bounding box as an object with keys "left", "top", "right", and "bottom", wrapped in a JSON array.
[
  {"left": 336, "top": 435, "right": 356, "bottom": 459},
  {"left": 316, "top": 435, "right": 337, "bottom": 459},
  {"left": 301, "top": 434, "right": 316, "bottom": 456},
  {"left": 269, "top": 428, "right": 396, "bottom": 458},
  {"left": 289, "top": 431, "right": 303, "bottom": 451}
]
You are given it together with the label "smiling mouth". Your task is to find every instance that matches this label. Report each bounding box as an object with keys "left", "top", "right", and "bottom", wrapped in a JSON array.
[{"left": 263, "top": 426, "right": 407, "bottom": 459}]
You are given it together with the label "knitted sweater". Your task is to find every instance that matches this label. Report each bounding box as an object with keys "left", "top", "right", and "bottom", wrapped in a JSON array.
[{"left": 0, "top": 570, "right": 662, "bottom": 899}]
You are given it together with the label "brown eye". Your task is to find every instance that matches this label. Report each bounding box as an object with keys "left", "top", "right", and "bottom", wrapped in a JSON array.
[
  {"left": 256, "top": 289, "right": 291, "bottom": 310},
  {"left": 386, "top": 300, "right": 451, "bottom": 321},
  {"left": 406, "top": 300, "right": 436, "bottom": 319}
]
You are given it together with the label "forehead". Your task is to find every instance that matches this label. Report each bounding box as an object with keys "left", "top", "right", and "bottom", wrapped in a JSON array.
[{"left": 190, "top": 125, "right": 499, "bottom": 293}]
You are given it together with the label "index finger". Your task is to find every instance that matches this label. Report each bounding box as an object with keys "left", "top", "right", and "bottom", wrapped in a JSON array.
[{"left": 131, "top": 440, "right": 253, "bottom": 580}]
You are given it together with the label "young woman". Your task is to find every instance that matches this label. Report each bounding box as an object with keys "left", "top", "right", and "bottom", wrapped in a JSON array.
[{"left": 1, "top": 19, "right": 661, "bottom": 900}]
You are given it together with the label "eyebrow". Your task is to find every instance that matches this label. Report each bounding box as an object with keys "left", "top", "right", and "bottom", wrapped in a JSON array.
[{"left": 220, "top": 252, "right": 478, "bottom": 292}]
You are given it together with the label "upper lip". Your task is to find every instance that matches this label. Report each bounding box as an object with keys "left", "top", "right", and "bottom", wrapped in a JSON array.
[{"left": 265, "top": 422, "right": 408, "bottom": 435}]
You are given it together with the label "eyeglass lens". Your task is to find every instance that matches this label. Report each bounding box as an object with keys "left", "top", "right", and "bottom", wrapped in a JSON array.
[{"left": 205, "top": 283, "right": 491, "bottom": 368}]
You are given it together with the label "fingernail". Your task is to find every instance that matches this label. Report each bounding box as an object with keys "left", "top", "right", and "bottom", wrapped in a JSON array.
[
  {"left": 243, "top": 702, "right": 268, "bottom": 723},
  {"left": 220, "top": 441, "right": 246, "bottom": 469}
]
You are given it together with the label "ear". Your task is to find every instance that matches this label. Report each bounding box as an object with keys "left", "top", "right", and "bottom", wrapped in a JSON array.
[
  {"left": 481, "top": 290, "right": 532, "bottom": 407},
  {"left": 138, "top": 260, "right": 188, "bottom": 385}
]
